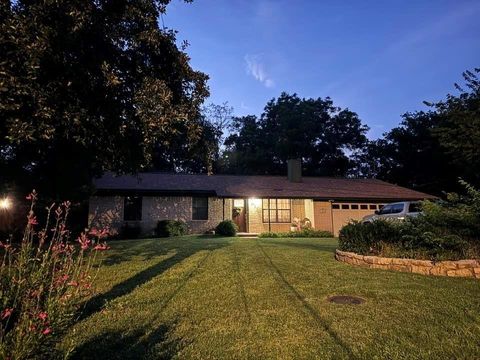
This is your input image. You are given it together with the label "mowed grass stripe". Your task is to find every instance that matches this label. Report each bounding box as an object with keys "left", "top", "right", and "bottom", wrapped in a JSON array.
[
  {"left": 67, "top": 244, "right": 221, "bottom": 359},
  {"left": 255, "top": 239, "right": 356, "bottom": 359},
  {"left": 63, "top": 237, "right": 480, "bottom": 360}
]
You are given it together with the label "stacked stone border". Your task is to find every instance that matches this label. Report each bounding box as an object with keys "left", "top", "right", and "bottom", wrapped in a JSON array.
[{"left": 335, "top": 250, "right": 480, "bottom": 279}]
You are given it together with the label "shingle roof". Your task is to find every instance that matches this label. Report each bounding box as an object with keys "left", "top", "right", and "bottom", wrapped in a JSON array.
[{"left": 93, "top": 173, "right": 435, "bottom": 201}]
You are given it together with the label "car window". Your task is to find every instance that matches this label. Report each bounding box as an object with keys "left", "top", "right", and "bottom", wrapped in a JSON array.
[
  {"left": 390, "top": 203, "right": 404, "bottom": 214},
  {"left": 408, "top": 202, "right": 421, "bottom": 213},
  {"left": 379, "top": 205, "right": 392, "bottom": 215}
]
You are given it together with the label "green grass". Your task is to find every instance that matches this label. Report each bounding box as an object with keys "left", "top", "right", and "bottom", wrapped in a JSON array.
[{"left": 63, "top": 236, "right": 480, "bottom": 359}]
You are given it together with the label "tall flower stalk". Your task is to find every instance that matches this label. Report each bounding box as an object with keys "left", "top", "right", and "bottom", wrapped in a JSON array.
[{"left": 0, "top": 191, "right": 109, "bottom": 359}]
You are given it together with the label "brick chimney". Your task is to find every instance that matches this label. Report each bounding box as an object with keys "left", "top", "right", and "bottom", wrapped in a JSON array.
[{"left": 287, "top": 159, "right": 302, "bottom": 182}]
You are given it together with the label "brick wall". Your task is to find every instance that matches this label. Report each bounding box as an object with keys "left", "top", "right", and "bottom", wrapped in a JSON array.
[
  {"left": 89, "top": 196, "right": 230, "bottom": 236},
  {"left": 88, "top": 196, "right": 124, "bottom": 232}
]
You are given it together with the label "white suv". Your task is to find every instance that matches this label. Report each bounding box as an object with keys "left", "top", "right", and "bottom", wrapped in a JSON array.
[{"left": 362, "top": 201, "right": 422, "bottom": 223}]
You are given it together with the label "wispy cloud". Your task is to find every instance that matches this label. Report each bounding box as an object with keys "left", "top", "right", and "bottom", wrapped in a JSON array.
[{"left": 244, "top": 54, "right": 275, "bottom": 88}]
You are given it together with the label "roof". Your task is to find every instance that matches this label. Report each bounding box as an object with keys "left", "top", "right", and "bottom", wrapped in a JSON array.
[{"left": 93, "top": 172, "right": 436, "bottom": 201}]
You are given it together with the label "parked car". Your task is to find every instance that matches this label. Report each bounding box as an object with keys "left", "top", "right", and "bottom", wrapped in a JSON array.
[{"left": 362, "top": 201, "right": 422, "bottom": 223}]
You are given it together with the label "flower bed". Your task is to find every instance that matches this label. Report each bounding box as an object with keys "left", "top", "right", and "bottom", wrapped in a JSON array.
[{"left": 335, "top": 249, "right": 480, "bottom": 278}]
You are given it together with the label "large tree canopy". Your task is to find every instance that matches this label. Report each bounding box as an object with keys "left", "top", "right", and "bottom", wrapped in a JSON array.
[
  {"left": 355, "top": 68, "right": 480, "bottom": 195},
  {"left": 0, "top": 0, "right": 208, "bottom": 199},
  {"left": 429, "top": 69, "right": 480, "bottom": 184},
  {"left": 150, "top": 102, "right": 232, "bottom": 174},
  {"left": 222, "top": 93, "right": 369, "bottom": 176},
  {"left": 352, "top": 111, "right": 458, "bottom": 194}
]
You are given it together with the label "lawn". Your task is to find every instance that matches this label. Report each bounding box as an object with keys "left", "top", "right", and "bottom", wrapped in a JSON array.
[{"left": 63, "top": 236, "right": 480, "bottom": 359}]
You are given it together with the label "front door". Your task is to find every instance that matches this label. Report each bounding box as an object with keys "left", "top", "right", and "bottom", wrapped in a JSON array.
[{"left": 232, "top": 199, "right": 247, "bottom": 232}]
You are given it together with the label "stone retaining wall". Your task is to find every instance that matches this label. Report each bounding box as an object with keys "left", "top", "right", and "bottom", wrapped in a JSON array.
[{"left": 335, "top": 250, "right": 480, "bottom": 279}]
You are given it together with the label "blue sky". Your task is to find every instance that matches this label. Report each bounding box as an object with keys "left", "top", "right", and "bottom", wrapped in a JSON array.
[{"left": 165, "top": 0, "right": 480, "bottom": 138}]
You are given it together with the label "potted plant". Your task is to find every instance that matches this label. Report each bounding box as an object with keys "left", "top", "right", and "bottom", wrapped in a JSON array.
[{"left": 290, "top": 223, "right": 298, "bottom": 232}]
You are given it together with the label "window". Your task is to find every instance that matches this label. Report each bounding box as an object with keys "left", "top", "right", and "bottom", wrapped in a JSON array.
[
  {"left": 192, "top": 197, "right": 208, "bottom": 220},
  {"left": 341, "top": 204, "right": 349, "bottom": 209},
  {"left": 369, "top": 204, "right": 377, "bottom": 210},
  {"left": 124, "top": 196, "right": 142, "bottom": 221},
  {"left": 351, "top": 204, "right": 359, "bottom": 209},
  {"left": 262, "top": 199, "right": 291, "bottom": 223},
  {"left": 391, "top": 203, "right": 404, "bottom": 214},
  {"left": 360, "top": 204, "right": 368, "bottom": 210},
  {"left": 332, "top": 204, "right": 340, "bottom": 209},
  {"left": 378, "top": 205, "right": 391, "bottom": 214},
  {"left": 408, "top": 202, "right": 421, "bottom": 213}
]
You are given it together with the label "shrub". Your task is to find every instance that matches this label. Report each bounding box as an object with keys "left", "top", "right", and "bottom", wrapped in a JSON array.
[
  {"left": 259, "top": 229, "right": 333, "bottom": 238},
  {"left": 338, "top": 217, "right": 478, "bottom": 261},
  {"left": 258, "top": 232, "right": 279, "bottom": 238},
  {"left": 155, "top": 220, "right": 188, "bottom": 237},
  {"left": 119, "top": 222, "right": 142, "bottom": 239},
  {"left": 215, "top": 220, "right": 238, "bottom": 237},
  {"left": 0, "top": 190, "right": 109, "bottom": 359},
  {"left": 338, "top": 220, "right": 399, "bottom": 255}
]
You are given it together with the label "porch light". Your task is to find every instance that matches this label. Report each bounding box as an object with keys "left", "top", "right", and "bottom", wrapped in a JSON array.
[
  {"left": 0, "top": 197, "right": 12, "bottom": 210},
  {"left": 249, "top": 198, "right": 261, "bottom": 208}
]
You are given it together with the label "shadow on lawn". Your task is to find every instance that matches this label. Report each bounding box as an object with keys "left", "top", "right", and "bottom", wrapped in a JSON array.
[
  {"left": 71, "top": 320, "right": 184, "bottom": 360},
  {"left": 80, "top": 237, "right": 229, "bottom": 321}
]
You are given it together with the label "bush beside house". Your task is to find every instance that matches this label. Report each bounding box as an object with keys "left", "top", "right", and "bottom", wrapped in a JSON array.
[
  {"left": 155, "top": 220, "right": 188, "bottom": 237},
  {"left": 338, "top": 181, "right": 480, "bottom": 261},
  {"left": 215, "top": 220, "right": 238, "bottom": 237}
]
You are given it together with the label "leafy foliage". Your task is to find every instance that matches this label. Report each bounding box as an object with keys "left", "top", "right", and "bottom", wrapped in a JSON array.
[
  {"left": 0, "top": 0, "right": 208, "bottom": 200},
  {"left": 151, "top": 103, "right": 232, "bottom": 174},
  {"left": 353, "top": 111, "right": 457, "bottom": 194},
  {"left": 259, "top": 229, "right": 333, "bottom": 238},
  {"left": 338, "top": 182, "right": 480, "bottom": 260},
  {"left": 222, "top": 93, "right": 369, "bottom": 176},
  {"left": 0, "top": 191, "right": 109, "bottom": 359},
  {"left": 356, "top": 68, "right": 480, "bottom": 194},
  {"left": 429, "top": 69, "right": 480, "bottom": 184},
  {"left": 215, "top": 220, "right": 238, "bottom": 237},
  {"left": 155, "top": 220, "right": 188, "bottom": 237}
]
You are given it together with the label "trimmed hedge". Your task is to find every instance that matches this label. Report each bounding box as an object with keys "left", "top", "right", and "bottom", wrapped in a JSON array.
[
  {"left": 155, "top": 220, "right": 188, "bottom": 237},
  {"left": 259, "top": 229, "right": 333, "bottom": 238},
  {"left": 339, "top": 181, "right": 480, "bottom": 261},
  {"left": 215, "top": 220, "right": 238, "bottom": 237},
  {"left": 338, "top": 219, "right": 476, "bottom": 261}
]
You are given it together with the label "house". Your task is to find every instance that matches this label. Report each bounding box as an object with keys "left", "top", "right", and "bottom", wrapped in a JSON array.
[{"left": 88, "top": 160, "right": 435, "bottom": 236}]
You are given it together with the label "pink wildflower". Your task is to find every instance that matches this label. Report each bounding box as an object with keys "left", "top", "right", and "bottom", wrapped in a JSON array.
[
  {"left": 0, "top": 241, "right": 11, "bottom": 250},
  {"left": 77, "top": 233, "right": 91, "bottom": 250},
  {"left": 67, "top": 281, "right": 79, "bottom": 287},
  {"left": 94, "top": 242, "right": 110, "bottom": 251},
  {"left": 42, "top": 327, "right": 52, "bottom": 335},
  {"left": 38, "top": 312, "right": 48, "bottom": 321},
  {"left": 28, "top": 215, "right": 38, "bottom": 225},
  {"left": 1, "top": 308, "right": 13, "bottom": 320}
]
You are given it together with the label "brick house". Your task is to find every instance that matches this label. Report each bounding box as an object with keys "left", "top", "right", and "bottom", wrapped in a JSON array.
[{"left": 89, "top": 160, "right": 435, "bottom": 236}]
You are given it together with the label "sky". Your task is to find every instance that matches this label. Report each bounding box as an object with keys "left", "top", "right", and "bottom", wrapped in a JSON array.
[{"left": 165, "top": 0, "right": 480, "bottom": 138}]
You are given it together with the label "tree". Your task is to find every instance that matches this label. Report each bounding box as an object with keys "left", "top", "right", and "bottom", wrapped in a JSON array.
[
  {"left": 150, "top": 102, "right": 232, "bottom": 174},
  {"left": 353, "top": 111, "right": 457, "bottom": 194},
  {"left": 355, "top": 68, "right": 480, "bottom": 195},
  {"left": 428, "top": 68, "right": 480, "bottom": 185},
  {"left": 0, "top": 0, "right": 208, "bottom": 200},
  {"left": 222, "top": 93, "right": 369, "bottom": 176}
]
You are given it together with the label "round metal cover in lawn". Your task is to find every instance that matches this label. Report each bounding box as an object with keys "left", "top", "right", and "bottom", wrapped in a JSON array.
[{"left": 328, "top": 295, "right": 365, "bottom": 305}]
